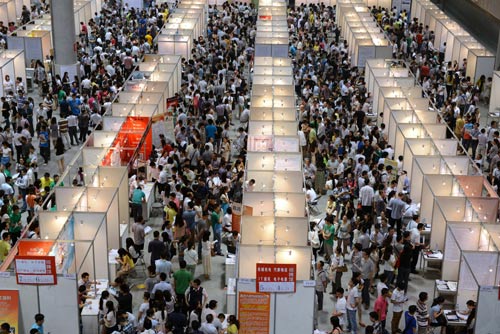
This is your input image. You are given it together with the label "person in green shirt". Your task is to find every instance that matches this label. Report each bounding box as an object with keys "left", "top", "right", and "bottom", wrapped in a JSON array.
[
  {"left": 210, "top": 204, "right": 222, "bottom": 255},
  {"left": 173, "top": 260, "right": 193, "bottom": 312},
  {"left": 322, "top": 215, "right": 336, "bottom": 262},
  {"left": 9, "top": 205, "right": 22, "bottom": 244}
]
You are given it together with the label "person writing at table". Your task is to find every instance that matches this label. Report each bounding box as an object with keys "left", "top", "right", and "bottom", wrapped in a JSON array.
[
  {"left": 455, "top": 300, "right": 476, "bottom": 334},
  {"left": 116, "top": 248, "right": 135, "bottom": 278}
]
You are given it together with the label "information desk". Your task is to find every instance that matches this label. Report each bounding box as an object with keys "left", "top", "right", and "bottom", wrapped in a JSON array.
[
  {"left": 444, "top": 309, "right": 468, "bottom": 327},
  {"left": 420, "top": 250, "right": 443, "bottom": 277},
  {"left": 81, "top": 279, "right": 109, "bottom": 334}
]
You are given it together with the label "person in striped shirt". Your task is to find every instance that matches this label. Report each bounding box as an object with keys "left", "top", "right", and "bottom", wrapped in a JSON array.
[{"left": 416, "top": 292, "right": 429, "bottom": 334}]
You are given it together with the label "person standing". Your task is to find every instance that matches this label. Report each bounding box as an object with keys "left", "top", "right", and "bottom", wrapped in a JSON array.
[
  {"left": 387, "top": 192, "right": 406, "bottom": 236},
  {"left": 346, "top": 277, "right": 361, "bottom": 334},
  {"left": 55, "top": 137, "right": 65, "bottom": 173},
  {"left": 131, "top": 186, "right": 146, "bottom": 220},
  {"left": 210, "top": 204, "right": 223, "bottom": 256},
  {"left": 184, "top": 241, "right": 198, "bottom": 277},
  {"left": 322, "top": 215, "right": 335, "bottom": 262},
  {"left": 315, "top": 261, "right": 328, "bottom": 311},
  {"left": 403, "top": 305, "right": 418, "bottom": 334},
  {"left": 331, "top": 287, "right": 347, "bottom": 329},
  {"left": 391, "top": 283, "right": 407, "bottom": 334},
  {"left": 31, "top": 314, "right": 45, "bottom": 334},
  {"left": 360, "top": 248, "right": 375, "bottom": 309},
  {"left": 201, "top": 231, "right": 212, "bottom": 279},
  {"left": 67, "top": 113, "right": 79, "bottom": 146},
  {"left": 396, "top": 231, "right": 414, "bottom": 292},
  {"left": 148, "top": 230, "right": 165, "bottom": 266},
  {"left": 374, "top": 288, "right": 389, "bottom": 332},
  {"left": 131, "top": 216, "right": 145, "bottom": 252},
  {"left": 38, "top": 125, "right": 49, "bottom": 165},
  {"left": 416, "top": 292, "right": 429, "bottom": 334},
  {"left": 173, "top": 260, "right": 193, "bottom": 308},
  {"left": 410, "top": 223, "right": 425, "bottom": 274}
]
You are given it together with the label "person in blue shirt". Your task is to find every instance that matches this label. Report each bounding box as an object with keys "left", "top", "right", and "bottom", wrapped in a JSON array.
[
  {"left": 205, "top": 119, "right": 217, "bottom": 142},
  {"left": 403, "top": 305, "right": 417, "bottom": 334},
  {"left": 38, "top": 125, "right": 50, "bottom": 164},
  {"left": 31, "top": 313, "right": 45, "bottom": 334}
]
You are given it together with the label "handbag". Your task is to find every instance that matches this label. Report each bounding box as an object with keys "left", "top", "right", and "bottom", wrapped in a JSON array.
[{"left": 338, "top": 264, "right": 348, "bottom": 272}]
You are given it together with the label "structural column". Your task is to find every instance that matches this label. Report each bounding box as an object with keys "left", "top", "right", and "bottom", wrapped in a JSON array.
[{"left": 50, "top": 0, "right": 78, "bottom": 77}]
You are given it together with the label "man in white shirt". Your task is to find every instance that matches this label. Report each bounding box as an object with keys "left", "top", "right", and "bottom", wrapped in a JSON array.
[
  {"left": 200, "top": 314, "right": 218, "bottom": 334},
  {"left": 155, "top": 253, "right": 172, "bottom": 277},
  {"left": 332, "top": 287, "right": 347, "bottom": 328},
  {"left": 359, "top": 183, "right": 374, "bottom": 214},
  {"left": 346, "top": 279, "right": 361, "bottom": 334},
  {"left": 391, "top": 283, "right": 407, "bottom": 333},
  {"left": 151, "top": 272, "right": 175, "bottom": 296},
  {"left": 305, "top": 184, "right": 317, "bottom": 203}
]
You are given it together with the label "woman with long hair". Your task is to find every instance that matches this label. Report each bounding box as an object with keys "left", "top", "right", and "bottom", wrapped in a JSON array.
[
  {"left": 227, "top": 315, "right": 240, "bottom": 334},
  {"left": 116, "top": 248, "right": 135, "bottom": 278},
  {"left": 382, "top": 245, "right": 396, "bottom": 286},
  {"left": 103, "top": 300, "right": 117, "bottom": 334},
  {"left": 98, "top": 291, "right": 110, "bottom": 334},
  {"left": 55, "top": 137, "right": 65, "bottom": 173},
  {"left": 201, "top": 230, "right": 212, "bottom": 279},
  {"left": 125, "top": 238, "right": 140, "bottom": 263}
]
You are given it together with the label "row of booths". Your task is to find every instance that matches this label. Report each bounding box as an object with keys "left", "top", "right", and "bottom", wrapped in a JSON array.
[
  {"left": 366, "top": 58, "right": 500, "bottom": 334},
  {"left": 232, "top": 1, "right": 315, "bottom": 333},
  {"left": 410, "top": 0, "right": 495, "bottom": 82},
  {"left": 0, "top": 2, "right": 191, "bottom": 332},
  {"left": 7, "top": 0, "right": 101, "bottom": 64}
]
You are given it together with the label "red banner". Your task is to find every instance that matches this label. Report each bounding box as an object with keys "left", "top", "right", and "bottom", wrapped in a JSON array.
[
  {"left": 15, "top": 255, "right": 57, "bottom": 285},
  {"left": 256, "top": 263, "right": 296, "bottom": 293},
  {"left": 238, "top": 292, "right": 270, "bottom": 334},
  {"left": 0, "top": 290, "right": 19, "bottom": 332}
]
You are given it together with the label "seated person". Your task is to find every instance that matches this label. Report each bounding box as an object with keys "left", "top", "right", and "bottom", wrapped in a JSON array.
[
  {"left": 226, "top": 231, "right": 240, "bottom": 255},
  {"left": 116, "top": 248, "right": 135, "bottom": 278},
  {"left": 125, "top": 238, "right": 140, "bottom": 263}
]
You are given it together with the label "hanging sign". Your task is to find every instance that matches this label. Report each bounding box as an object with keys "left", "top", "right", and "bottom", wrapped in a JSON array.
[
  {"left": 15, "top": 256, "right": 57, "bottom": 285},
  {"left": 256, "top": 263, "right": 296, "bottom": 293}
]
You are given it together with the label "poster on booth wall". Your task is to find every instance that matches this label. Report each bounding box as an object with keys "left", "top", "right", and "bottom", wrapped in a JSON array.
[
  {"left": 256, "top": 263, "right": 297, "bottom": 293},
  {"left": 238, "top": 292, "right": 270, "bottom": 334},
  {"left": 0, "top": 290, "right": 19, "bottom": 334}
]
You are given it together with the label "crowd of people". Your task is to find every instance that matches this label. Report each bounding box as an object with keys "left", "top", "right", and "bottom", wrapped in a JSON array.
[{"left": 284, "top": 4, "right": 483, "bottom": 334}]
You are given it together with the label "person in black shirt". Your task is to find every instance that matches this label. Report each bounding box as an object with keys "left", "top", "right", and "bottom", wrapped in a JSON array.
[
  {"left": 168, "top": 303, "right": 187, "bottom": 334},
  {"left": 396, "top": 231, "right": 414, "bottom": 293},
  {"left": 116, "top": 284, "right": 133, "bottom": 313}
]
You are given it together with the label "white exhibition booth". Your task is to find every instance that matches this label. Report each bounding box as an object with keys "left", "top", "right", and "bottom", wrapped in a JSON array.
[
  {"left": 410, "top": 155, "right": 470, "bottom": 203},
  {"left": 488, "top": 71, "right": 500, "bottom": 123},
  {"left": 442, "top": 223, "right": 499, "bottom": 281},
  {"left": 410, "top": 0, "right": 495, "bottom": 81},
  {"left": 0, "top": 49, "right": 26, "bottom": 96},
  {"left": 402, "top": 138, "right": 458, "bottom": 178},
  {"left": 7, "top": 29, "right": 51, "bottom": 63},
  {"left": 456, "top": 251, "right": 500, "bottom": 334}
]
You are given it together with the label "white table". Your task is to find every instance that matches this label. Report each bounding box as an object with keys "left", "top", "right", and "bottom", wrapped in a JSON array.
[
  {"left": 444, "top": 309, "right": 468, "bottom": 327},
  {"left": 142, "top": 182, "right": 155, "bottom": 220},
  {"left": 120, "top": 224, "right": 128, "bottom": 249},
  {"left": 420, "top": 250, "right": 443, "bottom": 277},
  {"left": 225, "top": 255, "right": 236, "bottom": 285},
  {"left": 81, "top": 279, "right": 108, "bottom": 334},
  {"left": 108, "top": 249, "right": 119, "bottom": 283}
]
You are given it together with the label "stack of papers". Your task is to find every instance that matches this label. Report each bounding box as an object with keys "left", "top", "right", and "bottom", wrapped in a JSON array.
[{"left": 447, "top": 282, "right": 457, "bottom": 291}]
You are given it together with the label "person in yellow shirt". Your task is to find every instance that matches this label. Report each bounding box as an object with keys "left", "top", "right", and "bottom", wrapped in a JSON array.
[
  {"left": 227, "top": 315, "right": 240, "bottom": 334},
  {"left": 40, "top": 172, "right": 54, "bottom": 195},
  {"left": 0, "top": 233, "right": 11, "bottom": 262},
  {"left": 116, "top": 248, "right": 135, "bottom": 278},
  {"left": 145, "top": 33, "right": 153, "bottom": 45}
]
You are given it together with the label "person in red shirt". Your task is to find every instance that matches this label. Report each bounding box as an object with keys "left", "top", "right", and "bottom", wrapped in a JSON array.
[
  {"left": 420, "top": 62, "right": 430, "bottom": 80},
  {"left": 374, "top": 287, "right": 390, "bottom": 331}
]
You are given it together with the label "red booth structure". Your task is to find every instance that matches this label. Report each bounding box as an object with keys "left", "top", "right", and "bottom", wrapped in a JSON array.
[{"left": 101, "top": 116, "right": 153, "bottom": 169}]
